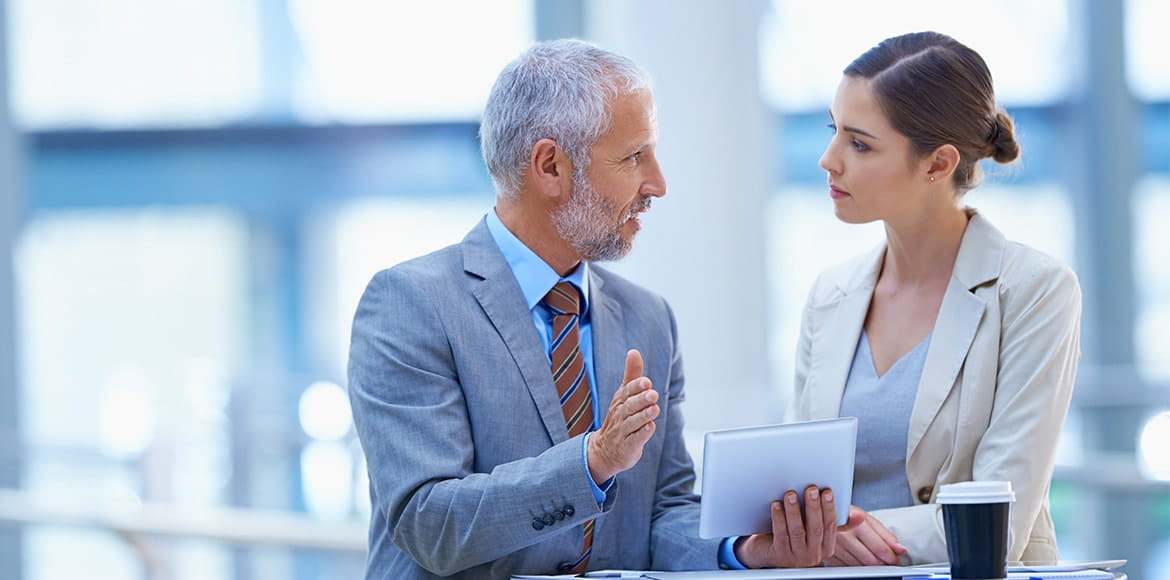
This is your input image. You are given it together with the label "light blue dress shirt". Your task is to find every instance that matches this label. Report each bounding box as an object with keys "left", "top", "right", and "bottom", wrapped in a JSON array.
[
  {"left": 487, "top": 209, "right": 740, "bottom": 569},
  {"left": 485, "top": 210, "right": 610, "bottom": 502}
]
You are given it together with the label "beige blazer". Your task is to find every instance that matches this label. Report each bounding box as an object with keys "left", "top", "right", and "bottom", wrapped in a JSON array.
[{"left": 787, "top": 212, "right": 1081, "bottom": 564}]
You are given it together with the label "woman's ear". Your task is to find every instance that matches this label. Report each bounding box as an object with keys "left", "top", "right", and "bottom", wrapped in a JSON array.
[
  {"left": 925, "top": 144, "right": 960, "bottom": 183},
  {"left": 529, "top": 138, "right": 572, "bottom": 199}
]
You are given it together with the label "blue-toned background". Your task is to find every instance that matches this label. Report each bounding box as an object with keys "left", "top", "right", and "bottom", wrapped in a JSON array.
[{"left": 1, "top": 1, "right": 1167, "bottom": 578}]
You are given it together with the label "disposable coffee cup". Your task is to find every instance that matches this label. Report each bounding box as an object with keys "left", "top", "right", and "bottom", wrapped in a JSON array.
[{"left": 937, "top": 481, "right": 1015, "bottom": 580}]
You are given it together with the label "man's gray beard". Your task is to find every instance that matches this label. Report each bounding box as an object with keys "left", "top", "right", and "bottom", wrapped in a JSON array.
[{"left": 552, "top": 171, "right": 634, "bottom": 263}]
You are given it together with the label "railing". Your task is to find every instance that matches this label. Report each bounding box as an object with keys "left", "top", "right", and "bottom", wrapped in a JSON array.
[{"left": 0, "top": 488, "right": 366, "bottom": 552}]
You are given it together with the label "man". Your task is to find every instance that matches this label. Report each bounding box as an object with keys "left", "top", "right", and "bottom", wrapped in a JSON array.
[{"left": 347, "top": 39, "right": 837, "bottom": 579}]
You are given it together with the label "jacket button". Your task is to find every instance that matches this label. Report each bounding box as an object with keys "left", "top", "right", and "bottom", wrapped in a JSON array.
[
  {"left": 532, "top": 518, "right": 545, "bottom": 530},
  {"left": 917, "top": 486, "right": 934, "bottom": 503},
  {"left": 562, "top": 504, "right": 575, "bottom": 517},
  {"left": 557, "top": 563, "right": 573, "bottom": 573},
  {"left": 542, "top": 513, "right": 556, "bottom": 526}
]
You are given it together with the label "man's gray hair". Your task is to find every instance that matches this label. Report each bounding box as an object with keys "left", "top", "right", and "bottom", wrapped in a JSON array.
[{"left": 480, "top": 39, "right": 652, "bottom": 198}]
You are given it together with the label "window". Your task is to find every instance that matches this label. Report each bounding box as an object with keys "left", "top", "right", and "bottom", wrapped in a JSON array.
[
  {"left": 1127, "top": 0, "right": 1170, "bottom": 100},
  {"left": 10, "top": 0, "right": 262, "bottom": 129},
  {"left": 10, "top": 0, "right": 535, "bottom": 129},
  {"left": 16, "top": 208, "right": 248, "bottom": 579},
  {"left": 760, "top": 0, "right": 1070, "bottom": 112},
  {"left": 287, "top": 0, "right": 532, "bottom": 123}
]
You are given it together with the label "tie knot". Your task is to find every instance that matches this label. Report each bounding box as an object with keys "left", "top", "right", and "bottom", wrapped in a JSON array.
[{"left": 544, "top": 281, "right": 581, "bottom": 316}]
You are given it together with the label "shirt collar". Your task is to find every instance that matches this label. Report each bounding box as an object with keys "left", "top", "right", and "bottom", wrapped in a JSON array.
[{"left": 484, "top": 209, "right": 590, "bottom": 315}]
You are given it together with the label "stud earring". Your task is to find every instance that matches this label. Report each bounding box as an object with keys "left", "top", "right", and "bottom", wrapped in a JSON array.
[{"left": 929, "top": 176, "right": 935, "bottom": 182}]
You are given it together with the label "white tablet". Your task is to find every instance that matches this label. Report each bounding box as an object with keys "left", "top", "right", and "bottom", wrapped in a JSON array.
[{"left": 698, "top": 417, "right": 857, "bottom": 539}]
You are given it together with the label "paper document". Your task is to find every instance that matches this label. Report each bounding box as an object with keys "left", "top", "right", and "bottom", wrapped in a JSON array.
[
  {"left": 512, "top": 566, "right": 1116, "bottom": 580},
  {"left": 618, "top": 566, "right": 927, "bottom": 579},
  {"left": 1008, "top": 573, "right": 1113, "bottom": 580},
  {"left": 514, "top": 567, "right": 924, "bottom": 579},
  {"left": 922, "top": 571, "right": 1113, "bottom": 580},
  {"left": 512, "top": 571, "right": 661, "bottom": 579}
]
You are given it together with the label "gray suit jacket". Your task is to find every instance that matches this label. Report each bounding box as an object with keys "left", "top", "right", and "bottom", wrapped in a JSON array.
[{"left": 348, "top": 219, "right": 720, "bottom": 579}]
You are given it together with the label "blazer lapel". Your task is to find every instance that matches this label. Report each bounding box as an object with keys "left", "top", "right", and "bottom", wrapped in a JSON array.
[
  {"left": 906, "top": 212, "right": 1004, "bottom": 460},
  {"left": 906, "top": 278, "right": 985, "bottom": 458},
  {"left": 462, "top": 220, "right": 568, "bottom": 444},
  {"left": 586, "top": 271, "right": 624, "bottom": 416},
  {"left": 811, "top": 247, "right": 883, "bottom": 419}
]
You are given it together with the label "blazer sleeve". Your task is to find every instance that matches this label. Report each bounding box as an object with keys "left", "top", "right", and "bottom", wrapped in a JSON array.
[
  {"left": 787, "top": 277, "right": 822, "bottom": 423},
  {"left": 971, "top": 260, "right": 1081, "bottom": 561},
  {"left": 347, "top": 268, "right": 610, "bottom": 576},
  {"left": 648, "top": 299, "right": 722, "bottom": 569},
  {"left": 871, "top": 259, "right": 1082, "bottom": 563}
]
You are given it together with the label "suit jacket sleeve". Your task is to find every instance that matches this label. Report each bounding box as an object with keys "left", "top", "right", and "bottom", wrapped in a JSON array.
[
  {"left": 871, "top": 259, "right": 1082, "bottom": 563},
  {"left": 347, "top": 267, "right": 611, "bottom": 576},
  {"left": 648, "top": 300, "right": 722, "bottom": 569}
]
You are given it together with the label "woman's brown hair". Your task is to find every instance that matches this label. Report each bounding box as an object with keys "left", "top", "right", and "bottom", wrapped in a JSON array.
[{"left": 845, "top": 31, "right": 1019, "bottom": 193}]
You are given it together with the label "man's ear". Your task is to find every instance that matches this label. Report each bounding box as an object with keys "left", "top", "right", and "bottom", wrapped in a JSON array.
[
  {"left": 925, "top": 144, "right": 960, "bottom": 183},
  {"left": 529, "top": 138, "right": 571, "bottom": 199}
]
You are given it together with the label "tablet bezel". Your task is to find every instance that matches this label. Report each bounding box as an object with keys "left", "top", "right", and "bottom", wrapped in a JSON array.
[{"left": 698, "top": 417, "right": 857, "bottom": 539}]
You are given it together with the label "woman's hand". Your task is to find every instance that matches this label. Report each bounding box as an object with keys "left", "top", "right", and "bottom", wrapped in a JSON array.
[{"left": 824, "top": 505, "right": 908, "bottom": 566}]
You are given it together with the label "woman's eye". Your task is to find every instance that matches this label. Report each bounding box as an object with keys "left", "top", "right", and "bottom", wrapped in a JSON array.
[{"left": 827, "top": 123, "right": 868, "bottom": 152}]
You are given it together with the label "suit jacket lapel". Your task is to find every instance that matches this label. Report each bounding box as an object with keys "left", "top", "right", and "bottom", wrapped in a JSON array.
[
  {"left": 587, "top": 271, "right": 624, "bottom": 417},
  {"left": 462, "top": 220, "right": 568, "bottom": 444},
  {"left": 811, "top": 246, "right": 883, "bottom": 419},
  {"left": 906, "top": 212, "right": 1004, "bottom": 460},
  {"left": 906, "top": 277, "right": 984, "bottom": 458}
]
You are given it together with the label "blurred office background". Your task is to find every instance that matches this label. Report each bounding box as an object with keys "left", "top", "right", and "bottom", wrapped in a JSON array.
[{"left": 0, "top": 0, "right": 1167, "bottom": 578}]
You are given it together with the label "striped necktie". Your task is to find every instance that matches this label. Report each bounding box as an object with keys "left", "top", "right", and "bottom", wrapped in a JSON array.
[
  {"left": 543, "top": 281, "right": 595, "bottom": 573},
  {"left": 544, "top": 281, "right": 595, "bottom": 437}
]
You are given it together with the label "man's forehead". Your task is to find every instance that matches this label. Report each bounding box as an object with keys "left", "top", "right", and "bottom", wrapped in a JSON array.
[{"left": 604, "top": 92, "right": 656, "bottom": 135}]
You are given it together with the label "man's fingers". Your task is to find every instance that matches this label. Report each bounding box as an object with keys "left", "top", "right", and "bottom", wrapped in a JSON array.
[
  {"left": 802, "top": 486, "right": 825, "bottom": 549},
  {"left": 769, "top": 500, "right": 788, "bottom": 539},
  {"left": 781, "top": 491, "right": 806, "bottom": 553},
  {"left": 621, "top": 349, "right": 644, "bottom": 385},
  {"left": 611, "top": 384, "right": 657, "bottom": 428},
  {"left": 607, "top": 375, "right": 652, "bottom": 420},
  {"left": 618, "top": 400, "right": 659, "bottom": 440},
  {"left": 608, "top": 350, "right": 651, "bottom": 414},
  {"left": 587, "top": 352, "right": 661, "bottom": 482},
  {"left": 821, "top": 488, "right": 837, "bottom": 557}
]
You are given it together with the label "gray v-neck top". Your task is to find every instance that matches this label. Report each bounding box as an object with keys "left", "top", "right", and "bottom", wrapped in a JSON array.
[{"left": 839, "top": 330, "right": 932, "bottom": 511}]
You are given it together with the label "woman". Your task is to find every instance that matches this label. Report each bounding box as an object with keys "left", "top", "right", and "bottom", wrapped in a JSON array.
[{"left": 788, "top": 31, "right": 1081, "bottom": 566}]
